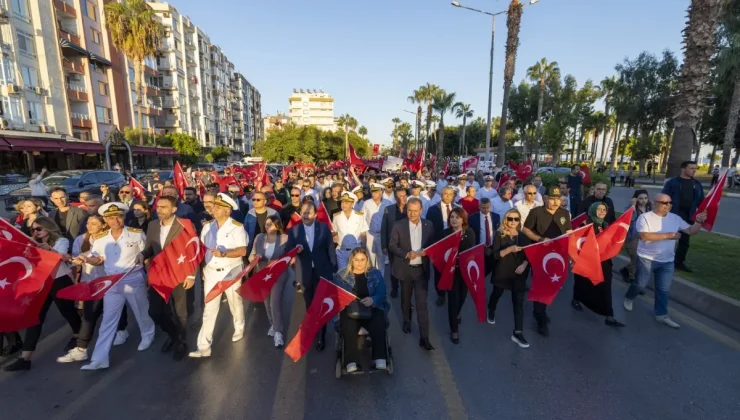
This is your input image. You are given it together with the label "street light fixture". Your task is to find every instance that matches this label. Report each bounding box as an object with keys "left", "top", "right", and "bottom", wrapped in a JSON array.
[{"left": 451, "top": 0, "right": 541, "bottom": 165}]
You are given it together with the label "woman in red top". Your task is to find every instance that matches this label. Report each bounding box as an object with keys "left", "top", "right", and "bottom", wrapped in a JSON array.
[{"left": 459, "top": 186, "right": 479, "bottom": 215}]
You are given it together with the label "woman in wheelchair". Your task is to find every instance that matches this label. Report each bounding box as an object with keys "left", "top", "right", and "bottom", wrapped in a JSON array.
[{"left": 333, "top": 248, "right": 390, "bottom": 373}]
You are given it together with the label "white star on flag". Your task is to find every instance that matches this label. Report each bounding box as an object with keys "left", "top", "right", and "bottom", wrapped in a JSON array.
[
  {"left": 0, "top": 279, "right": 9, "bottom": 289},
  {"left": 177, "top": 254, "right": 186, "bottom": 264},
  {"left": 264, "top": 274, "right": 273, "bottom": 281},
  {"left": 550, "top": 274, "right": 560, "bottom": 283},
  {"left": 449, "top": 266, "right": 456, "bottom": 274},
  {"left": 20, "top": 296, "right": 32, "bottom": 306}
]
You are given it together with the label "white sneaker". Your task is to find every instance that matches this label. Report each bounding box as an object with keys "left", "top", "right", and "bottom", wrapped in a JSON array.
[
  {"left": 274, "top": 332, "right": 284, "bottom": 348},
  {"left": 188, "top": 348, "right": 212, "bottom": 358},
  {"left": 267, "top": 326, "right": 274, "bottom": 337},
  {"left": 232, "top": 329, "right": 244, "bottom": 342},
  {"left": 656, "top": 315, "right": 680, "bottom": 329},
  {"left": 80, "top": 360, "right": 109, "bottom": 371},
  {"left": 113, "top": 330, "right": 129, "bottom": 346},
  {"left": 374, "top": 359, "right": 387, "bottom": 370},
  {"left": 623, "top": 299, "right": 633, "bottom": 312},
  {"left": 57, "top": 347, "right": 88, "bottom": 363},
  {"left": 137, "top": 337, "right": 153, "bottom": 351},
  {"left": 346, "top": 362, "right": 358, "bottom": 373}
]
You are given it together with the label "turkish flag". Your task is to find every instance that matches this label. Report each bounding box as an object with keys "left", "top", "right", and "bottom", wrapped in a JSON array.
[
  {"left": 286, "top": 212, "right": 302, "bottom": 230},
  {"left": 0, "top": 238, "right": 61, "bottom": 332},
  {"left": 578, "top": 165, "right": 592, "bottom": 184},
  {"left": 316, "top": 201, "right": 334, "bottom": 231},
  {"left": 424, "top": 230, "right": 463, "bottom": 291},
  {"left": 508, "top": 160, "right": 520, "bottom": 170},
  {"left": 256, "top": 162, "right": 270, "bottom": 190},
  {"left": 461, "top": 156, "right": 478, "bottom": 172},
  {"left": 210, "top": 170, "right": 221, "bottom": 188},
  {"left": 147, "top": 219, "right": 204, "bottom": 302},
  {"left": 692, "top": 169, "right": 728, "bottom": 232},
  {"left": 218, "top": 175, "right": 238, "bottom": 193},
  {"left": 410, "top": 145, "right": 424, "bottom": 172},
  {"left": 129, "top": 177, "right": 147, "bottom": 201},
  {"left": 57, "top": 268, "right": 134, "bottom": 301},
  {"left": 373, "top": 144, "right": 380, "bottom": 155},
  {"left": 348, "top": 144, "right": 365, "bottom": 169},
  {"left": 0, "top": 217, "right": 37, "bottom": 247},
  {"left": 516, "top": 159, "right": 534, "bottom": 181},
  {"left": 204, "top": 257, "right": 261, "bottom": 303},
  {"left": 284, "top": 277, "right": 356, "bottom": 362},
  {"left": 571, "top": 212, "right": 589, "bottom": 228},
  {"left": 568, "top": 225, "right": 603, "bottom": 285},
  {"left": 240, "top": 246, "right": 300, "bottom": 302},
  {"left": 524, "top": 234, "right": 570, "bottom": 305},
  {"left": 282, "top": 166, "right": 289, "bottom": 183},
  {"left": 443, "top": 160, "right": 449, "bottom": 176},
  {"left": 173, "top": 161, "right": 188, "bottom": 199},
  {"left": 595, "top": 207, "right": 633, "bottom": 261},
  {"left": 198, "top": 179, "right": 207, "bottom": 200},
  {"left": 458, "top": 244, "right": 486, "bottom": 322}
]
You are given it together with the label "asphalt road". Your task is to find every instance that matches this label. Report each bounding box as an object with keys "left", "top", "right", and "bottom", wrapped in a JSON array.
[{"left": 1, "top": 263, "right": 739, "bottom": 420}]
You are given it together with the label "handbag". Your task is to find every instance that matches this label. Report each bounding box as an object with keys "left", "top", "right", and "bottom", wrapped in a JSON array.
[{"left": 346, "top": 300, "right": 372, "bottom": 320}]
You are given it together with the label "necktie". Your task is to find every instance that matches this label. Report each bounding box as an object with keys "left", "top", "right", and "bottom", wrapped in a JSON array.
[
  {"left": 446, "top": 204, "right": 451, "bottom": 220},
  {"left": 485, "top": 214, "right": 491, "bottom": 246}
]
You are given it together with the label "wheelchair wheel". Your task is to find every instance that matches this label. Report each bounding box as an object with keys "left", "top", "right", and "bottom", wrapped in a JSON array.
[
  {"left": 386, "top": 347, "right": 394, "bottom": 375},
  {"left": 335, "top": 359, "right": 342, "bottom": 379}
]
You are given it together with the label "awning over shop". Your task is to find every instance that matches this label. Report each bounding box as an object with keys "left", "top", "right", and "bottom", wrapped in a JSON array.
[
  {"left": 59, "top": 38, "right": 89, "bottom": 56},
  {"left": 0, "top": 138, "right": 10, "bottom": 151},
  {"left": 3, "top": 138, "right": 64, "bottom": 152},
  {"left": 89, "top": 53, "right": 112, "bottom": 67},
  {"left": 62, "top": 141, "right": 105, "bottom": 153},
  {"left": 132, "top": 146, "right": 178, "bottom": 156}
]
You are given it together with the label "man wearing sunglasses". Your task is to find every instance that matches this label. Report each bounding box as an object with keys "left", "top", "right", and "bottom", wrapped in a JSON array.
[
  {"left": 623, "top": 193, "right": 706, "bottom": 329},
  {"left": 279, "top": 187, "right": 303, "bottom": 227},
  {"left": 577, "top": 182, "right": 616, "bottom": 224},
  {"left": 514, "top": 185, "right": 543, "bottom": 224},
  {"left": 243, "top": 191, "right": 278, "bottom": 258},
  {"left": 118, "top": 186, "right": 135, "bottom": 207}
]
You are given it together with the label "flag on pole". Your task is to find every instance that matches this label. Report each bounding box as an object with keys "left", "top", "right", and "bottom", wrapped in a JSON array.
[
  {"left": 691, "top": 169, "right": 728, "bottom": 232},
  {"left": 424, "top": 230, "right": 463, "bottom": 291}
]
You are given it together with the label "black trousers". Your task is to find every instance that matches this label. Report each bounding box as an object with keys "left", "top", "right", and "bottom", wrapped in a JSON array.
[
  {"left": 610, "top": 177, "right": 616, "bottom": 187},
  {"left": 340, "top": 308, "right": 387, "bottom": 365},
  {"left": 433, "top": 267, "right": 445, "bottom": 298},
  {"left": 400, "top": 266, "right": 430, "bottom": 339},
  {"left": 388, "top": 254, "right": 399, "bottom": 292},
  {"left": 303, "top": 273, "right": 326, "bottom": 340},
  {"left": 23, "top": 275, "right": 82, "bottom": 352},
  {"left": 148, "top": 284, "right": 188, "bottom": 343},
  {"left": 2, "top": 332, "right": 22, "bottom": 348},
  {"left": 488, "top": 287, "right": 525, "bottom": 332},
  {"left": 447, "top": 277, "right": 467, "bottom": 334},
  {"left": 532, "top": 301, "right": 548, "bottom": 325},
  {"left": 675, "top": 211, "right": 691, "bottom": 265},
  {"left": 77, "top": 299, "right": 128, "bottom": 349}
]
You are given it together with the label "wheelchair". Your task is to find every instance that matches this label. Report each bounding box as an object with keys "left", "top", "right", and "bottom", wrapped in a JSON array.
[{"left": 334, "top": 309, "right": 394, "bottom": 379}]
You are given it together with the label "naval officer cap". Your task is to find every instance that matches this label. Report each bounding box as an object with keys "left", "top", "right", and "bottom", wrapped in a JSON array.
[
  {"left": 351, "top": 185, "right": 364, "bottom": 194},
  {"left": 370, "top": 182, "right": 384, "bottom": 191},
  {"left": 99, "top": 202, "right": 128, "bottom": 217},
  {"left": 425, "top": 180, "right": 437, "bottom": 189},
  {"left": 214, "top": 193, "right": 239, "bottom": 210},
  {"left": 410, "top": 180, "right": 425, "bottom": 189},
  {"left": 340, "top": 191, "right": 358, "bottom": 203}
]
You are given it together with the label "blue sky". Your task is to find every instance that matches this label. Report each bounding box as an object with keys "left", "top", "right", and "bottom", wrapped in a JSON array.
[{"left": 171, "top": 0, "right": 689, "bottom": 147}]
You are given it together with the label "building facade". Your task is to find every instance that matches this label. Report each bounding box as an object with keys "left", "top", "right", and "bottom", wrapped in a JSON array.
[{"left": 288, "top": 89, "right": 335, "bottom": 131}]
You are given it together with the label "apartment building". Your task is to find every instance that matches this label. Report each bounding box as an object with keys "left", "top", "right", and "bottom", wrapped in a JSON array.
[
  {"left": 288, "top": 89, "right": 335, "bottom": 131},
  {"left": 232, "top": 72, "right": 263, "bottom": 155},
  {"left": 263, "top": 113, "right": 290, "bottom": 139}
]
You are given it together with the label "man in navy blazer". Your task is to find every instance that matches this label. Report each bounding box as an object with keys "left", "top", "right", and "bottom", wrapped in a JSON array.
[
  {"left": 286, "top": 201, "right": 337, "bottom": 351},
  {"left": 389, "top": 198, "right": 435, "bottom": 351},
  {"left": 381, "top": 187, "right": 408, "bottom": 297},
  {"left": 469, "top": 197, "right": 499, "bottom": 276},
  {"left": 425, "top": 186, "right": 459, "bottom": 306}
]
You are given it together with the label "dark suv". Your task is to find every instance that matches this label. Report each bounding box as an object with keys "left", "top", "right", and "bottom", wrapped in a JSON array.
[{"left": 5, "top": 170, "right": 126, "bottom": 212}]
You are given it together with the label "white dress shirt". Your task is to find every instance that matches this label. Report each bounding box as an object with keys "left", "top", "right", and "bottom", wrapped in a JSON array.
[
  {"left": 440, "top": 202, "right": 455, "bottom": 229},
  {"left": 513, "top": 191, "right": 544, "bottom": 206},
  {"left": 515, "top": 200, "right": 542, "bottom": 225},
  {"left": 409, "top": 220, "right": 423, "bottom": 265},
  {"left": 92, "top": 227, "right": 146, "bottom": 276},
  {"left": 333, "top": 211, "right": 369, "bottom": 250},
  {"left": 362, "top": 198, "right": 393, "bottom": 234},
  {"left": 477, "top": 186, "right": 499, "bottom": 201},
  {"left": 159, "top": 219, "right": 175, "bottom": 248},
  {"left": 492, "top": 196, "right": 514, "bottom": 222},
  {"left": 304, "top": 222, "right": 316, "bottom": 251},
  {"left": 201, "top": 217, "right": 247, "bottom": 269},
  {"left": 479, "top": 212, "right": 495, "bottom": 246}
]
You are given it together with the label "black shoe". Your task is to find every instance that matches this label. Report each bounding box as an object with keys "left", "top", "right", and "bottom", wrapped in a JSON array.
[
  {"left": 4, "top": 358, "right": 31, "bottom": 371},
  {"left": 675, "top": 263, "right": 693, "bottom": 273},
  {"left": 619, "top": 267, "right": 630, "bottom": 282},
  {"left": 571, "top": 300, "right": 584, "bottom": 312},
  {"left": 419, "top": 338, "right": 435, "bottom": 351},
  {"left": 486, "top": 310, "right": 496, "bottom": 325},
  {"left": 402, "top": 322, "right": 411, "bottom": 334},
  {"left": 537, "top": 321, "right": 549, "bottom": 337},
  {"left": 315, "top": 336, "right": 325, "bottom": 352},
  {"left": 436, "top": 295, "right": 446, "bottom": 307},
  {"left": 172, "top": 341, "right": 187, "bottom": 361},
  {"left": 450, "top": 333, "right": 459, "bottom": 345},
  {"left": 63, "top": 337, "right": 76, "bottom": 352},
  {"left": 511, "top": 332, "right": 530, "bottom": 348},
  {"left": 161, "top": 337, "right": 174, "bottom": 353},
  {"left": 390, "top": 288, "right": 398, "bottom": 298},
  {"left": 605, "top": 318, "right": 626, "bottom": 328},
  {"left": 293, "top": 281, "right": 304, "bottom": 294}
]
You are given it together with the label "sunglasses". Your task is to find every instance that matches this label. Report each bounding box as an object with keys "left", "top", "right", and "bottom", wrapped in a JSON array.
[
  {"left": 290, "top": 194, "right": 300, "bottom": 197},
  {"left": 526, "top": 192, "right": 536, "bottom": 195},
  {"left": 506, "top": 217, "right": 520, "bottom": 222},
  {"left": 655, "top": 200, "right": 672, "bottom": 205},
  {"left": 253, "top": 199, "right": 264, "bottom": 202},
  {"left": 120, "top": 191, "right": 131, "bottom": 195},
  {"left": 32, "top": 227, "right": 45, "bottom": 232}
]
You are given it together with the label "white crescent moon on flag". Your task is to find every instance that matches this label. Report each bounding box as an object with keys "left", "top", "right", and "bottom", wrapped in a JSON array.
[
  {"left": 320, "top": 297, "right": 335, "bottom": 318},
  {"left": 249, "top": 170, "right": 257, "bottom": 178},
  {"left": 579, "top": 171, "right": 586, "bottom": 178},
  {"left": 0, "top": 256, "right": 33, "bottom": 280},
  {"left": 91, "top": 280, "right": 113, "bottom": 296},
  {"left": 185, "top": 237, "right": 201, "bottom": 262},
  {"left": 542, "top": 252, "right": 566, "bottom": 275},
  {"left": 525, "top": 164, "right": 533, "bottom": 173},
  {"left": 267, "top": 256, "right": 292, "bottom": 281},
  {"left": 466, "top": 261, "right": 480, "bottom": 289},
  {"left": 0, "top": 229, "right": 12, "bottom": 240},
  {"left": 577, "top": 237, "right": 586, "bottom": 251},
  {"left": 617, "top": 223, "right": 630, "bottom": 244},
  {"left": 444, "top": 249, "right": 454, "bottom": 262}
]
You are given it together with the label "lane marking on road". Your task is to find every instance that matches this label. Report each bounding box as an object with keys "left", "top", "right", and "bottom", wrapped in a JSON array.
[{"left": 271, "top": 281, "right": 307, "bottom": 420}]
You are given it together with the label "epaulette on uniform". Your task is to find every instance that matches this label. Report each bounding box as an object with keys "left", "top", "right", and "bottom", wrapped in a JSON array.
[
  {"left": 231, "top": 219, "right": 243, "bottom": 227},
  {"left": 93, "top": 231, "right": 109, "bottom": 240},
  {"left": 354, "top": 210, "right": 364, "bottom": 216},
  {"left": 126, "top": 227, "right": 143, "bottom": 233}
]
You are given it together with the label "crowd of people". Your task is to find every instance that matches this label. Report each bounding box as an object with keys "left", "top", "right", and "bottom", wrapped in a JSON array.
[{"left": 0, "top": 158, "right": 708, "bottom": 375}]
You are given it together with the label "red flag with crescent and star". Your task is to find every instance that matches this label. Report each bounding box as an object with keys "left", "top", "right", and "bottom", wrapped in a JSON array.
[
  {"left": 173, "top": 161, "right": 188, "bottom": 199},
  {"left": 0, "top": 238, "right": 62, "bottom": 332},
  {"left": 571, "top": 212, "right": 589, "bottom": 228},
  {"left": 595, "top": 207, "right": 633, "bottom": 261},
  {"left": 348, "top": 144, "right": 365, "bottom": 170},
  {"left": 516, "top": 159, "right": 534, "bottom": 181},
  {"left": 579, "top": 165, "right": 592, "bottom": 184},
  {"left": 458, "top": 244, "right": 486, "bottom": 322},
  {"left": 239, "top": 246, "right": 301, "bottom": 302},
  {"left": 568, "top": 224, "right": 603, "bottom": 285},
  {"left": 316, "top": 201, "right": 334, "bottom": 231},
  {"left": 424, "top": 230, "right": 463, "bottom": 291},
  {"left": 147, "top": 219, "right": 204, "bottom": 302},
  {"left": 691, "top": 169, "right": 728, "bottom": 232},
  {"left": 284, "top": 277, "right": 356, "bottom": 362},
  {"left": 204, "top": 256, "right": 261, "bottom": 303},
  {"left": 286, "top": 212, "right": 302, "bottom": 230},
  {"left": 524, "top": 234, "right": 570, "bottom": 305},
  {"left": 0, "top": 217, "right": 37, "bottom": 247},
  {"left": 56, "top": 268, "right": 135, "bottom": 301},
  {"left": 461, "top": 156, "right": 478, "bottom": 172},
  {"left": 129, "top": 177, "right": 147, "bottom": 201}
]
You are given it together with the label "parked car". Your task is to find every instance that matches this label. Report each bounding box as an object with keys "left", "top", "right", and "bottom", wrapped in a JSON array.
[
  {"left": 4, "top": 170, "right": 126, "bottom": 212},
  {"left": 191, "top": 163, "right": 219, "bottom": 173},
  {"left": 536, "top": 167, "right": 572, "bottom": 175},
  {"left": 137, "top": 170, "right": 173, "bottom": 186}
]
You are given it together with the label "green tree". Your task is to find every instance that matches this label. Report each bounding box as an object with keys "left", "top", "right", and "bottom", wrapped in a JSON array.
[
  {"left": 105, "top": 0, "right": 163, "bottom": 146},
  {"left": 432, "top": 91, "right": 456, "bottom": 166},
  {"left": 391, "top": 117, "right": 402, "bottom": 151},
  {"left": 507, "top": 81, "right": 539, "bottom": 157},
  {"left": 358, "top": 126, "right": 368, "bottom": 139},
  {"left": 527, "top": 58, "right": 560, "bottom": 163},
  {"left": 409, "top": 83, "right": 442, "bottom": 151},
  {"left": 452, "top": 102, "right": 474, "bottom": 155},
  {"left": 396, "top": 122, "right": 414, "bottom": 154},
  {"left": 211, "top": 145, "right": 231, "bottom": 161},
  {"left": 497, "top": 0, "right": 524, "bottom": 167},
  {"left": 718, "top": 0, "right": 740, "bottom": 166},
  {"left": 168, "top": 132, "right": 201, "bottom": 164},
  {"left": 336, "top": 114, "right": 358, "bottom": 158},
  {"left": 598, "top": 76, "right": 618, "bottom": 166}
]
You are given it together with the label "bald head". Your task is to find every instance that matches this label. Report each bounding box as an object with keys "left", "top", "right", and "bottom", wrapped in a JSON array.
[{"left": 653, "top": 193, "right": 672, "bottom": 215}]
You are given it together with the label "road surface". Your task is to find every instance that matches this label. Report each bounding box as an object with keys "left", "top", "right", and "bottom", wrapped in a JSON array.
[{"left": 1, "top": 264, "right": 739, "bottom": 420}]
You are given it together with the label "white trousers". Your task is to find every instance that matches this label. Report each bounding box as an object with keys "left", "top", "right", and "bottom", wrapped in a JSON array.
[
  {"left": 90, "top": 273, "right": 155, "bottom": 364},
  {"left": 196, "top": 264, "right": 245, "bottom": 351},
  {"left": 367, "top": 233, "right": 384, "bottom": 269}
]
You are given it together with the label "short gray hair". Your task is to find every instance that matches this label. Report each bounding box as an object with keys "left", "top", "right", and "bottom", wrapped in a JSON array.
[
  {"left": 480, "top": 197, "right": 491, "bottom": 205},
  {"left": 407, "top": 197, "right": 423, "bottom": 209},
  {"left": 498, "top": 186, "right": 512, "bottom": 196},
  {"left": 441, "top": 186, "right": 455, "bottom": 195}
]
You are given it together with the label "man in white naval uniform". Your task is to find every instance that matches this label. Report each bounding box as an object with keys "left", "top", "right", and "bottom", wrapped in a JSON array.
[
  {"left": 409, "top": 180, "right": 431, "bottom": 217},
  {"left": 453, "top": 174, "right": 468, "bottom": 203},
  {"left": 362, "top": 183, "right": 393, "bottom": 269},
  {"left": 477, "top": 175, "right": 499, "bottom": 201},
  {"left": 381, "top": 178, "right": 395, "bottom": 202},
  {"left": 435, "top": 171, "right": 448, "bottom": 191},
  {"left": 332, "top": 191, "right": 369, "bottom": 271},
  {"left": 190, "top": 193, "right": 248, "bottom": 358},
  {"left": 79, "top": 202, "right": 155, "bottom": 370},
  {"left": 424, "top": 181, "right": 441, "bottom": 208}
]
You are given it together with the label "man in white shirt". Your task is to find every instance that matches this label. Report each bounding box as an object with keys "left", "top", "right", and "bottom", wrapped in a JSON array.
[
  {"left": 424, "top": 181, "right": 441, "bottom": 207},
  {"left": 381, "top": 178, "right": 396, "bottom": 201},
  {"left": 466, "top": 171, "right": 480, "bottom": 189},
  {"left": 454, "top": 175, "right": 468, "bottom": 203},
  {"left": 515, "top": 185, "right": 543, "bottom": 223},
  {"left": 362, "top": 183, "right": 393, "bottom": 269},
  {"left": 512, "top": 183, "right": 544, "bottom": 206},
  {"left": 491, "top": 186, "right": 515, "bottom": 222},
  {"left": 436, "top": 171, "right": 448, "bottom": 190},
  {"left": 300, "top": 178, "right": 320, "bottom": 203},
  {"left": 409, "top": 180, "right": 430, "bottom": 217},
  {"left": 623, "top": 193, "right": 706, "bottom": 329},
  {"left": 477, "top": 175, "right": 498, "bottom": 201},
  {"left": 332, "top": 192, "right": 369, "bottom": 270}
]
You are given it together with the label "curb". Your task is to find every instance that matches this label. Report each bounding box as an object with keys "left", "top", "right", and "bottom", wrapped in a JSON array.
[
  {"left": 612, "top": 255, "right": 740, "bottom": 332},
  {"left": 634, "top": 184, "right": 740, "bottom": 198}
]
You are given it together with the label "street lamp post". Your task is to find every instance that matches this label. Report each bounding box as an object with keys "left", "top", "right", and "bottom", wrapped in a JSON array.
[{"left": 402, "top": 108, "right": 426, "bottom": 151}]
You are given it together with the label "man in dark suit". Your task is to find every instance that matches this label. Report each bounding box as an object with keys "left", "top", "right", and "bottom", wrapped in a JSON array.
[
  {"left": 469, "top": 197, "right": 499, "bottom": 276},
  {"left": 49, "top": 187, "right": 86, "bottom": 252},
  {"left": 425, "top": 186, "right": 459, "bottom": 306},
  {"left": 286, "top": 201, "right": 337, "bottom": 351},
  {"left": 389, "top": 197, "right": 435, "bottom": 351},
  {"left": 140, "top": 196, "right": 196, "bottom": 361},
  {"left": 381, "top": 187, "right": 408, "bottom": 297}
]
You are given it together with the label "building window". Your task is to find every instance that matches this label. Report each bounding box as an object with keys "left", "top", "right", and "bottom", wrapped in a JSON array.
[
  {"left": 128, "top": 67, "right": 135, "bottom": 83},
  {"left": 11, "top": 0, "right": 30, "bottom": 21},
  {"left": 176, "top": 57, "right": 183, "bottom": 68},
  {"left": 98, "top": 81, "right": 109, "bottom": 96},
  {"left": 27, "top": 101, "right": 43, "bottom": 123},
  {"left": 73, "top": 129, "right": 92, "bottom": 141},
  {"left": 20, "top": 65, "right": 38, "bottom": 88},
  {"left": 1, "top": 59, "right": 16, "bottom": 84},
  {"left": 16, "top": 30, "right": 35, "bottom": 57},
  {"left": 96, "top": 106, "right": 112, "bottom": 124},
  {"left": 85, "top": 1, "right": 97, "bottom": 21},
  {"left": 174, "top": 40, "right": 180, "bottom": 50},
  {"left": 2, "top": 97, "right": 22, "bottom": 122},
  {"left": 91, "top": 28, "right": 102, "bottom": 44}
]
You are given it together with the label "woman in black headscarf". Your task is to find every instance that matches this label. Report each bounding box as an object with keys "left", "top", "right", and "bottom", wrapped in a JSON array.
[{"left": 571, "top": 202, "right": 625, "bottom": 328}]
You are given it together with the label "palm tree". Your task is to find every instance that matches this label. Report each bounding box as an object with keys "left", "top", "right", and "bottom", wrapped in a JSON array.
[
  {"left": 527, "top": 58, "right": 560, "bottom": 163},
  {"left": 358, "top": 126, "right": 368, "bottom": 139},
  {"left": 105, "top": 0, "right": 163, "bottom": 146},
  {"left": 496, "top": 0, "right": 524, "bottom": 167},
  {"left": 432, "top": 91, "right": 457, "bottom": 166},
  {"left": 397, "top": 122, "right": 414, "bottom": 153},
  {"left": 408, "top": 83, "right": 442, "bottom": 151},
  {"left": 452, "top": 102, "right": 474, "bottom": 155},
  {"left": 667, "top": 0, "right": 727, "bottom": 176},
  {"left": 719, "top": 1, "right": 740, "bottom": 167},
  {"left": 598, "top": 76, "right": 617, "bottom": 167},
  {"left": 391, "top": 117, "right": 401, "bottom": 150},
  {"left": 336, "top": 114, "right": 358, "bottom": 158}
]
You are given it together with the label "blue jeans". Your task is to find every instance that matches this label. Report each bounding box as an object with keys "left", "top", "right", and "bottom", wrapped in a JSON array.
[{"left": 625, "top": 257, "right": 674, "bottom": 316}]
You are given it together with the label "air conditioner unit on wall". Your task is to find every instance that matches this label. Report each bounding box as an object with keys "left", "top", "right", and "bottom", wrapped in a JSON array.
[{"left": 7, "top": 84, "right": 20, "bottom": 94}]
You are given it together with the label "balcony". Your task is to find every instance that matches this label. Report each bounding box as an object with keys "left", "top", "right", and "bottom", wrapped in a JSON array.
[
  {"left": 66, "top": 84, "right": 88, "bottom": 102},
  {"left": 160, "top": 42, "right": 176, "bottom": 52},
  {"left": 143, "top": 104, "right": 163, "bottom": 117},
  {"left": 185, "top": 40, "right": 195, "bottom": 50},
  {"left": 59, "top": 28, "right": 81, "bottom": 46},
  {"left": 54, "top": 0, "right": 77, "bottom": 18},
  {"left": 144, "top": 83, "right": 160, "bottom": 96},
  {"left": 71, "top": 113, "right": 93, "bottom": 129},
  {"left": 163, "top": 99, "right": 179, "bottom": 108},
  {"left": 183, "top": 20, "right": 194, "bottom": 33},
  {"left": 62, "top": 58, "right": 85, "bottom": 74},
  {"left": 157, "top": 60, "right": 173, "bottom": 71}
]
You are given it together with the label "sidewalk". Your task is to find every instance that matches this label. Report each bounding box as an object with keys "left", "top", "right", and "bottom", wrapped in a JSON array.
[{"left": 635, "top": 183, "right": 740, "bottom": 198}]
